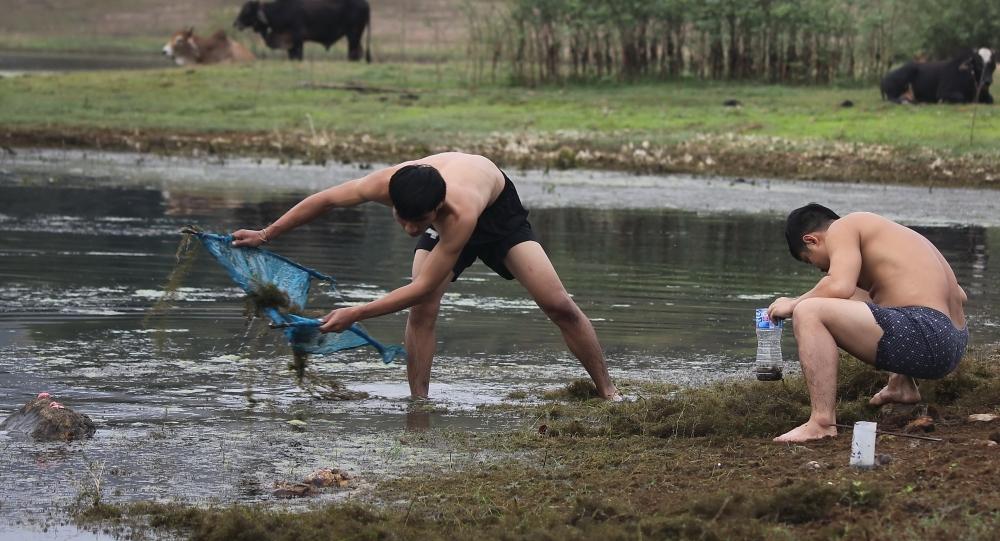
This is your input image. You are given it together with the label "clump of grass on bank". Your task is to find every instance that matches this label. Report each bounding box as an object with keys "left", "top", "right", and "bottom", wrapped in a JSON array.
[
  {"left": 85, "top": 502, "right": 437, "bottom": 541},
  {"left": 542, "top": 379, "right": 603, "bottom": 401},
  {"left": 77, "top": 477, "right": 887, "bottom": 541},
  {"left": 543, "top": 350, "right": 1000, "bottom": 440}
]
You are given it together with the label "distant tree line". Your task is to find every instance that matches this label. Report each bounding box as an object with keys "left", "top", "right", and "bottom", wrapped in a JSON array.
[{"left": 463, "top": 0, "right": 1000, "bottom": 84}]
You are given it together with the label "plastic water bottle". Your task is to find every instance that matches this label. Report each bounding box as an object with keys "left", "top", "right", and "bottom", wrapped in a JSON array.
[{"left": 755, "top": 308, "right": 783, "bottom": 381}]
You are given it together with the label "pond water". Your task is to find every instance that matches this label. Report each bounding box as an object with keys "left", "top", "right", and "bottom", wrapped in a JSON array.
[
  {"left": 1, "top": 149, "right": 998, "bottom": 533},
  {"left": 0, "top": 50, "right": 168, "bottom": 78}
]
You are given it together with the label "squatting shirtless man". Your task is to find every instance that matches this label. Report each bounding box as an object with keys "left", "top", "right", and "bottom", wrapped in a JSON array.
[
  {"left": 768, "top": 203, "right": 968, "bottom": 443},
  {"left": 232, "top": 152, "right": 620, "bottom": 400}
]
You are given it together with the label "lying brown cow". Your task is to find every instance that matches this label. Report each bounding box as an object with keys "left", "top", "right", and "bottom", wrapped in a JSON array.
[{"left": 162, "top": 28, "right": 255, "bottom": 65}]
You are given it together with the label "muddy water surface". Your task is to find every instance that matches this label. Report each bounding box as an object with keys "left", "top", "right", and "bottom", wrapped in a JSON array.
[
  {"left": 0, "top": 50, "right": 168, "bottom": 78},
  {"left": 1, "top": 150, "right": 999, "bottom": 535}
]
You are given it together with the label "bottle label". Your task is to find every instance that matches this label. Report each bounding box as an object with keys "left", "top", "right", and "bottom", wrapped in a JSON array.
[{"left": 755, "top": 308, "right": 783, "bottom": 329}]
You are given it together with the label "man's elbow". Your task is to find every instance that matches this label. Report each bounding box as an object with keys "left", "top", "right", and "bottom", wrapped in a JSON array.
[
  {"left": 409, "top": 281, "right": 442, "bottom": 306},
  {"left": 825, "top": 281, "right": 857, "bottom": 299},
  {"left": 412, "top": 289, "right": 436, "bottom": 306}
]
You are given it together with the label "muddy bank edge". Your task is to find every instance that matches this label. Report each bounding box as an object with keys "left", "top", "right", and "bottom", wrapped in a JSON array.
[{"left": 3, "top": 125, "right": 1000, "bottom": 188}]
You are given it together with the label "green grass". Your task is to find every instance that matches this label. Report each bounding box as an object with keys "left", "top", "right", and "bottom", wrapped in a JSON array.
[
  {"left": 3, "top": 61, "right": 1000, "bottom": 155},
  {"left": 0, "top": 35, "right": 168, "bottom": 55}
]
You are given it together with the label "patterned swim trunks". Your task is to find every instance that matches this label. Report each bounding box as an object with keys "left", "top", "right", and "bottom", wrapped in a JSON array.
[{"left": 866, "top": 303, "right": 969, "bottom": 379}]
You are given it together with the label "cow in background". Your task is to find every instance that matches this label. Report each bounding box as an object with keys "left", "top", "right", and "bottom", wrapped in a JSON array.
[
  {"left": 162, "top": 28, "right": 255, "bottom": 65},
  {"left": 881, "top": 48, "right": 995, "bottom": 104},
  {"left": 233, "top": 0, "right": 371, "bottom": 62}
]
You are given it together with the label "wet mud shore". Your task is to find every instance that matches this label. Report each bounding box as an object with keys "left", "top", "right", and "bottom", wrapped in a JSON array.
[
  {"left": 4, "top": 125, "right": 1000, "bottom": 189},
  {"left": 72, "top": 350, "right": 1000, "bottom": 540}
]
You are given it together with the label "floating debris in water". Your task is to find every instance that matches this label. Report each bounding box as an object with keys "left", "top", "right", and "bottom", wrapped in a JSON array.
[
  {"left": 272, "top": 467, "right": 352, "bottom": 498},
  {"left": 303, "top": 468, "right": 351, "bottom": 488},
  {"left": 298, "top": 368, "right": 369, "bottom": 401},
  {"left": 0, "top": 394, "right": 96, "bottom": 441},
  {"left": 272, "top": 482, "right": 314, "bottom": 498}
]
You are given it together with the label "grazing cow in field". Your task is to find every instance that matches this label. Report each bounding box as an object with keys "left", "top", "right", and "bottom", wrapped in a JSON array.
[
  {"left": 162, "top": 28, "right": 255, "bottom": 66},
  {"left": 881, "top": 48, "right": 996, "bottom": 104},
  {"left": 233, "top": 0, "right": 371, "bottom": 62}
]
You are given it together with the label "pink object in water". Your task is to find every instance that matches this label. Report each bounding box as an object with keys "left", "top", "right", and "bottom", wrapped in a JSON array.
[
  {"left": 37, "top": 392, "right": 51, "bottom": 399},
  {"left": 49, "top": 402, "right": 65, "bottom": 409}
]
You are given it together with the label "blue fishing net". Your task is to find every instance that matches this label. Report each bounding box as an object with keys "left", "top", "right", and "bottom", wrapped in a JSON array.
[{"left": 188, "top": 230, "right": 405, "bottom": 364}]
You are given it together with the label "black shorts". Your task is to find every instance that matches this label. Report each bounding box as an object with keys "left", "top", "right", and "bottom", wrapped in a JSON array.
[
  {"left": 416, "top": 221, "right": 536, "bottom": 281},
  {"left": 867, "top": 303, "right": 969, "bottom": 379},
  {"left": 414, "top": 173, "right": 537, "bottom": 281}
]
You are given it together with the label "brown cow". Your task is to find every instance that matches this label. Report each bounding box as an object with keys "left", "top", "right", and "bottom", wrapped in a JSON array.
[{"left": 162, "top": 28, "right": 255, "bottom": 65}]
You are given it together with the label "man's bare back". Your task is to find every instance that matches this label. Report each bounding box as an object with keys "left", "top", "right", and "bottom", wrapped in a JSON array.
[{"left": 844, "top": 212, "right": 966, "bottom": 327}]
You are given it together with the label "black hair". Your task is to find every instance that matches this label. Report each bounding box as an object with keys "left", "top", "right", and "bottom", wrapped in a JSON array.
[
  {"left": 388, "top": 164, "right": 446, "bottom": 220},
  {"left": 784, "top": 203, "right": 840, "bottom": 261}
]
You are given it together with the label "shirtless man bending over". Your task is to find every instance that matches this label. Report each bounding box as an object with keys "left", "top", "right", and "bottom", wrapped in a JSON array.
[
  {"left": 231, "top": 152, "right": 620, "bottom": 400},
  {"left": 767, "top": 203, "right": 968, "bottom": 443}
]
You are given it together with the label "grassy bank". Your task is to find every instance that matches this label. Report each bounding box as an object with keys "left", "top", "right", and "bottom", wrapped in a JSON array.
[
  {"left": 3, "top": 61, "right": 1000, "bottom": 186},
  {"left": 74, "top": 349, "right": 1000, "bottom": 540}
]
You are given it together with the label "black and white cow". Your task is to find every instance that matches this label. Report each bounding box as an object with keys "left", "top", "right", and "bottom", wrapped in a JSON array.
[
  {"left": 233, "top": 0, "right": 371, "bottom": 62},
  {"left": 881, "top": 48, "right": 996, "bottom": 104}
]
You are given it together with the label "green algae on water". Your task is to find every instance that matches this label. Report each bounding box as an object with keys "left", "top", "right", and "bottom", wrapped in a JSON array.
[
  {"left": 243, "top": 281, "right": 302, "bottom": 320},
  {"left": 145, "top": 226, "right": 202, "bottom": 350},
  {"left": 298, "top": 369, "right": 369, "bottom": 401}
]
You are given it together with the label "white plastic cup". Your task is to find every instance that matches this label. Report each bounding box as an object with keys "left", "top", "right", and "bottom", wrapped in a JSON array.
[{"left": 849, "top": 421, "right": 877, "bottom": 468}]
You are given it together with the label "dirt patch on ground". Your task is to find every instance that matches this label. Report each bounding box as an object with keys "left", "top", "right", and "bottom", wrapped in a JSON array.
[{"left": 4, "top": 125, "right": 1000, "bottom": 188}]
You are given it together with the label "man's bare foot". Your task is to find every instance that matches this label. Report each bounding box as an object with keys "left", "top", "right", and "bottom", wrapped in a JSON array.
[
  {"left": 601, "top": 386, "right": 621, "bottom": 401},
  {"left": 869, "top": 376, "right": 921, "bottom": 406},
  {"left": 773, "top": 421, "right": 837, "bottom": 443},
  {"left": 609, "top": 392, "right": 637, "bottom": 403}
]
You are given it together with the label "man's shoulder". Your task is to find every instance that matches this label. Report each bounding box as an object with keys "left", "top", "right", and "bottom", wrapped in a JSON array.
[
  {"left": 834, "top": 212, "right": 890, "bottom": 232},
  {"left": 409, "top": 151, "right": 488, "bottom": 166},
  {"left": 840, "top": 211, "right": 883, "bottom": 222}
]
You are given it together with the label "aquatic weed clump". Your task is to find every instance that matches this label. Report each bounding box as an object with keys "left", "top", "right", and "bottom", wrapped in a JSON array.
[
  {"left": 244, "top": 281, "right": 302, "bottom": 319},
  {"left": 753, "top": 481, "right": 840, "bottom": 524},
  {"left": 752, "top": 480, "right": 883, "bottom": 524},
  {"left": 566, "top": 496, "right": 632, "bottom": 526},
  {"left": 921, "top": 347, "right": 1000, "bottom": 410},
  {"left": 106, "top": 501, "right": 436, "bottom": 541},
  {"left": 145, "top": 226, "right": 203, "bottom": 348},
  {"left": 297, "top": 368, "right": 369, "bottom": 401},
  {"left": 543, "top": 379, "right": 602, "bottom": 401},
  {"left": 547, "top": 356, "right": 887, "bottom": 440},
  {"left": 546, "top": 349, "right": 1000, "bottom": 441}
]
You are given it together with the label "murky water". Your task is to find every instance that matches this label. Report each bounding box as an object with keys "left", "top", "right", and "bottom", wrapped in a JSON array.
[
  {"left": 0, "top": 50, "right": 168, "bottom": 78},
  {"left": 1, "top": 149, "right": 999, "bottom": 534}
]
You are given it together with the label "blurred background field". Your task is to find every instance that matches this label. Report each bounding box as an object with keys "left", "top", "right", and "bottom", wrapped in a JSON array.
[
  {"left": 2, "top": 0, "right": 1000, "bottom": 183},
  {"left": 0, "top": 0, "right": 467, "bottom": 60}
]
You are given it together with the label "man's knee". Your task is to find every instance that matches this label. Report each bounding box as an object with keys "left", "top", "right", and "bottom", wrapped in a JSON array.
[
  {"left": 791, "top": 298, "right": 825, "bottom": 331},
  {"left": 538, "top": 294, "right": 582, "bottom": 325},
  {"left": 408, "top": 300, "right": 441, "bottom": 329},
  {"left": 793, "top": 298, "right": 828, "bottom": 315}
]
